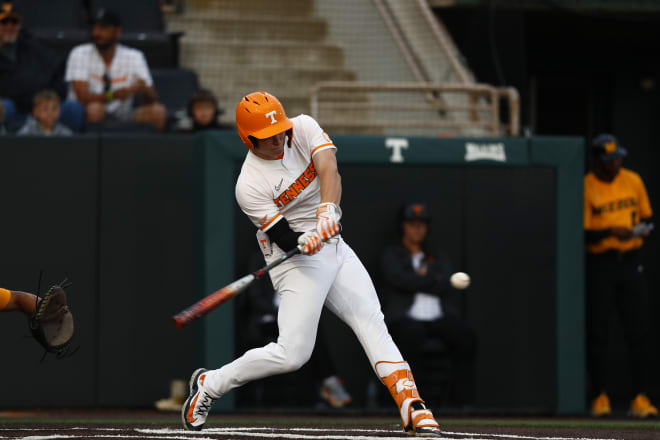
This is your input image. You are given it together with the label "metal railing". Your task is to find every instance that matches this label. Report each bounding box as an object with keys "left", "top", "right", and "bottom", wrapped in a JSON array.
[{"left": 310, "top": 81, "right": 520, "bottom": 137}]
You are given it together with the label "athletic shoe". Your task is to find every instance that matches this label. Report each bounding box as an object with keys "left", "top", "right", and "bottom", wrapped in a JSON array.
[
  {"left": 181, "top": 368, "right": 215, "bottom": 431},
  {"left": 320, "top": 375, "right": 352, "bottom": 408},
  {"left": 591, "top": 392, "right": 611, "bottom": 417},
  {"left": 405, "top": 402, "right": 442, "bottom": 437},
  {"left": 629, "top": 393, "right": 658, "bottom": 418}
]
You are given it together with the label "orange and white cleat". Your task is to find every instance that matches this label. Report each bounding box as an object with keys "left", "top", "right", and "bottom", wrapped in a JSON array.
[
  {"left": 375, "top": 361, "right": 442, "bottom": 437},
  {"left": 181, "top": 368, "right": 216, "bottom": 431},
  {"left": 407, "top": 402, "right": 442, "bottom": 437},
  {"left": 591, "top": 392, "right": 612, "bottom": 417},
  {"left": 629, "top": 393, "right": 658, "bottom": 418}
]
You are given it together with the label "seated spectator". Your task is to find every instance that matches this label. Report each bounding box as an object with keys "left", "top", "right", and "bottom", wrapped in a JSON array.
[
  {"left": 177, "top": 89, "right": 231, "bottom": 133},
  {"left": 0, "top": 2, "right": 84, "bottom": 132},
  {"left": 381, "top": 202, "right": 477, "bottom": 408},
  {"left": 18, "top": 89, "right": 72, "bottom": 136},
  {"left": 64, "top": 9, "right": 166, "bottom": 132}
]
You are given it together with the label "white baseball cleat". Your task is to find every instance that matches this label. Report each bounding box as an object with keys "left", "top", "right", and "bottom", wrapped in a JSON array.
[
  {"left": 405, "top": 403, "right": 442, "bottom": 437},
  {"left": 181, "top": 368, "right": 215, "bottom": 431}
]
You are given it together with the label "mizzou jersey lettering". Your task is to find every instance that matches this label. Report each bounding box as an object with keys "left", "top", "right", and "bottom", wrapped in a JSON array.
[{"left": 584, "top": 168, "right": 652, "bottom": 253}]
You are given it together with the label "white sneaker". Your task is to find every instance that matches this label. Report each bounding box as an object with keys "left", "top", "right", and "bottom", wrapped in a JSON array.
[
  {"left": 181, "top": 368, "right": 215, "bottom": 431},
  {"left": 320, "top": 375, "right": 352, "bottom": 408}
]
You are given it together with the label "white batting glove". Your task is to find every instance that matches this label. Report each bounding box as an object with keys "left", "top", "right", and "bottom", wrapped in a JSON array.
[
  {"left": 315, "top": 202, "right": 342, "bottom": 241},
  {"left": 298, "top": 231, "right": 324, "bottom": 255}
]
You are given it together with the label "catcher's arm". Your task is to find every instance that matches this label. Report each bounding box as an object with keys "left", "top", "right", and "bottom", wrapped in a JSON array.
[{"left": 0, "top": 290, "right": 37, "bottom": 315}]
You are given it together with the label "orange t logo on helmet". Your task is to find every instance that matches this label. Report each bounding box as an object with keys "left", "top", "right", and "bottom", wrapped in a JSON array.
[{"left": 236, "top": 91, "right": 293, "bottom": 149}]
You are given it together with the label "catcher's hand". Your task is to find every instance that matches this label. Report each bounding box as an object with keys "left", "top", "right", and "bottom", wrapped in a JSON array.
[{"left": 29, "top": 279, "right": 75, "bottom": 359}]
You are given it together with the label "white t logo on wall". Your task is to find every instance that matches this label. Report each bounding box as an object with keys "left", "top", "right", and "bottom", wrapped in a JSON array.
[
  {"left": 385, "top": 138, "right": 408, "bottom": 163},
  {"left": 265, "top": 110, "right": 278, "bottom": 125}
]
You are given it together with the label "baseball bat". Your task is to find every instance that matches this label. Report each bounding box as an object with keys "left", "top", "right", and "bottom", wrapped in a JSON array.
[{"left": 172, "top": 246, "right": 301, "bottom": 329}]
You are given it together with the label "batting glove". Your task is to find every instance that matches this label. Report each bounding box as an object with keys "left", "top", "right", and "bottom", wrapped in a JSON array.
[
  {"left": 315, "top": 202, "right": 342, "bottom": 241},
  {"left": 298, "top": 231, "right": 324, "bottom": 255}
]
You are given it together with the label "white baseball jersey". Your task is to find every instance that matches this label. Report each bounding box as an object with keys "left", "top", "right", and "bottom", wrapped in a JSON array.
[
  {"left": 236, "top": 114, "right": 335, "bottom": 255},
  {"left": 202, "top": 113, "right": 408, "bottom": 422},
  {"left": 65, "top": 43, "right": 153, "bottom": 119}
]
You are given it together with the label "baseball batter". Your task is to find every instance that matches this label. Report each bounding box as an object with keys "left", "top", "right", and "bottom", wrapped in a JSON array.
[{"left": 182, "top": 92, "right": 442, "bottom": 436}]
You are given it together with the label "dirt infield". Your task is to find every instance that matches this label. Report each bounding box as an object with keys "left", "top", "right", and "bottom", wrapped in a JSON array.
[{"left": 0, "top": 410, "right": 658, "bottom": 440}]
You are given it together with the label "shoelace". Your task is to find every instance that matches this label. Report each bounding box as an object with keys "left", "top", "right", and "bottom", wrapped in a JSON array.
[{"left": 197, "top": 393, "right": 214, "bottom": 414}]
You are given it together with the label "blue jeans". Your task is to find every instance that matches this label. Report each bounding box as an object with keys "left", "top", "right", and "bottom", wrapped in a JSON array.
[{"left": 1, "top": 98, "right": 85, "bottom": 133}]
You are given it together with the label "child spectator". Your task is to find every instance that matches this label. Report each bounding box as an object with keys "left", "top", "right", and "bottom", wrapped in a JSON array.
[
  {"left": 17, "top": 89, "right": 73, "bottom": 136},
  {"left": 184, "top": 89, "right": 228, "bottom": 132}
]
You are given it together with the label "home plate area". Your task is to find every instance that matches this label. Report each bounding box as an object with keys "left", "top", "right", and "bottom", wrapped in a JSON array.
[{"left": 0, "top": 425, "right": 651, "bottom": 440}]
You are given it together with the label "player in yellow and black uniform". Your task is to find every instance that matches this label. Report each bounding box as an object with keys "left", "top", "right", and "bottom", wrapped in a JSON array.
[
  {"left": 0, "top": 287, "right": 37, "bottom": 315},
  {"left": 584, "top": 134, "right": 657, "bottom": 418}
]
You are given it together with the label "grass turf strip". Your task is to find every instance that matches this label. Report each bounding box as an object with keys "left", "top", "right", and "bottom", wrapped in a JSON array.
[{"left": 0, "top": 417, "right": 658, "bottom": 430}]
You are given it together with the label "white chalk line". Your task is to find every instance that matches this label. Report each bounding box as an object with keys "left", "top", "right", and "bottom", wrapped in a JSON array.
[
  {"left": 0, "top": 426, "right": 624, "bottom": 440},
  {"left": 140, "top": 427, "right": 622, "bottom": 440}
]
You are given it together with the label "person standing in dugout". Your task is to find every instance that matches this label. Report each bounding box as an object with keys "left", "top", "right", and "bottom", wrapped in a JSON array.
[
  {"left": 181, "top": 91, "right": 443, "bottom": 436},
  {"left": 584, "top": 134, "right": 657, "bottom": 418}
]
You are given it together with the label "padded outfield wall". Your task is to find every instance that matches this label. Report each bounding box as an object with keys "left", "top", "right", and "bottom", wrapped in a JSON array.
[{"left": 0, "top": 133, "right": 583, "bottom": 414}]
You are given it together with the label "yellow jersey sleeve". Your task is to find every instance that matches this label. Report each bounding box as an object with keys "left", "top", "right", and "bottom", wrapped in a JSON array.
[
  {"left": 0, "top": 288, "right": 10, "bottom": 311},
  {"left": 636, "top": 172, "right": 653, "bottom": 219}
]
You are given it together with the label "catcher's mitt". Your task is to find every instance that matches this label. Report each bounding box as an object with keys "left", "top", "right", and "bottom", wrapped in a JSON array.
[{"left": 29, "top": 279, "right": 75, "bottom": 359}]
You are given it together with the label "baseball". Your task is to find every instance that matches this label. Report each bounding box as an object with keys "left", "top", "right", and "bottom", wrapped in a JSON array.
[{"left": 450, "top": 272, "right": 471, "bottom": 289}]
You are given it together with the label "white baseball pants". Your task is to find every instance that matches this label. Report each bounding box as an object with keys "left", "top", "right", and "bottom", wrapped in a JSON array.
[{"left": 203, "top": 236, "right": 403, "bottom": 398}]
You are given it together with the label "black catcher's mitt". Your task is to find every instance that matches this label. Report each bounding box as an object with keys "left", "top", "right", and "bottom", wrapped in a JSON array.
[{"left": 29, "top": 279, "right": 75, "bottom": 359}]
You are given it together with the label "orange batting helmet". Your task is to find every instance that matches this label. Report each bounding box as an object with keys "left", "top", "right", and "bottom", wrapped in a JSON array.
[{"left": 236, "top": 91, "right": 292, "bottom": 149}]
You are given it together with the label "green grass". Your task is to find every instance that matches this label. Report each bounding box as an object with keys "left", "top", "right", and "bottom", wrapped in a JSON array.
[{"left": 0, "top": 415, "right": 658, "bottom": 430}]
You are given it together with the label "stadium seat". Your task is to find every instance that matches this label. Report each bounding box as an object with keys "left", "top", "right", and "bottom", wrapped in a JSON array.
[
  {"left": 90, "top": 0, "right": 164, "bottom": 32},
  {"left": 13, "top": 0, "right": 87, "bottom": 30},
  {"left": 150, "top": 68, "right": 200, "bottom": 115},
  {"left": 121, "top": 32, "right": 180, "bottom": 69}
]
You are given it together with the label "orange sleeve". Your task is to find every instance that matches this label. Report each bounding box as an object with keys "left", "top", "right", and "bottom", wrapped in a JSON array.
[{"left": 0, "top": 288, "right": 10, "bottom": 311}]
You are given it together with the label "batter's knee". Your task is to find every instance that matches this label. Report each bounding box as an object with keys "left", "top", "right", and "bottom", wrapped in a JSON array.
[{"left": 278, "top": 344, "right": 313, "bottom": 373}]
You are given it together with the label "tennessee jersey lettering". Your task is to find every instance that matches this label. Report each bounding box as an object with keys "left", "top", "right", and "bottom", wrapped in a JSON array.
[
  {"left": 273, "top": 162, "right": 318, "bottom": 208},
  {"left": 584, "top": 168, "right": 652, "bottom": 253}
]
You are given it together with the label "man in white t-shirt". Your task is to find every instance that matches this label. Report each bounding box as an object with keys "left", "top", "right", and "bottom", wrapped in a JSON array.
[
  {"left": 64, "top": 9, "right": 166, "bottom": 131},
  {"left": 181, "top": 91, "right": 443, "bottom": 436}
]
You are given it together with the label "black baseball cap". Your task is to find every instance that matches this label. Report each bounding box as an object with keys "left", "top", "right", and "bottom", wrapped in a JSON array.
[
  {"left": 592, "top": 133, "right": 628, "bottom": 161},
  {"left": 401, "top": 202, "right": 430, "bottom": 222},
  {"left": 91, "top": 8, "right": 121, "bottom": 27}
]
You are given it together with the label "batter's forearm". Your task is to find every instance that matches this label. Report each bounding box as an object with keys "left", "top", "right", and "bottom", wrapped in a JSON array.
[{"left": 319, "top": 168, "right": 341, "bottom": 206}]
